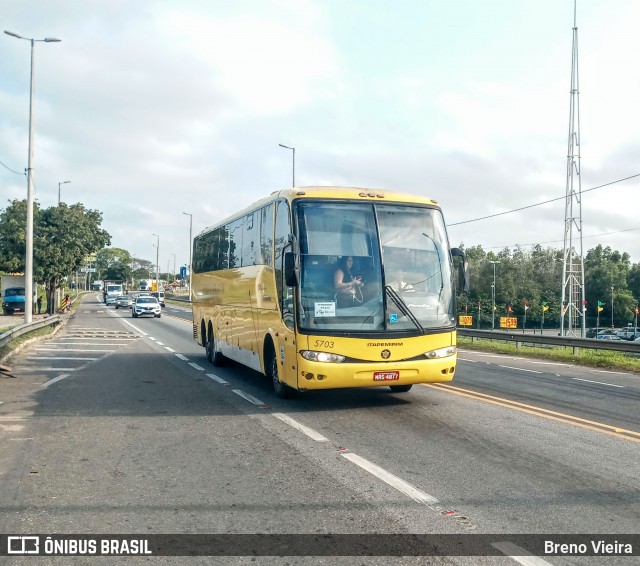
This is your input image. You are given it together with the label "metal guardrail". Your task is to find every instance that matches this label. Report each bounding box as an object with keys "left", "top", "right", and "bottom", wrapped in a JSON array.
[
  {"left": 0, "top": 315, "right": 62, "bottom": 349},
  {"left": 458, "top": 328, "right": 640, "bottom": 355}
]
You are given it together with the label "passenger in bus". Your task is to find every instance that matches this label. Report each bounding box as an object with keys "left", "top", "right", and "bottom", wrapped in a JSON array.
[{"left": 334, "top": 256, "right": 364, "bottom": 306}]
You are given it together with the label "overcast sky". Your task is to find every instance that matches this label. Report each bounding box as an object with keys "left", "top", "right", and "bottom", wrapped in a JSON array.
[{"left": 2, "top": 0, "right": 639, "bottom": 275}]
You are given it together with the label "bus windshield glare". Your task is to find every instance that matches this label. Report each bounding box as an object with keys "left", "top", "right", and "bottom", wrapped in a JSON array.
[{"left": 296, "top": 201, "right": 455, "bottom": 333}]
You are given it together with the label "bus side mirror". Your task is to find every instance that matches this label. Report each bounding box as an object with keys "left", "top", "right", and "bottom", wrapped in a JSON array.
[
  {"left": 284, "top": 252, "right": 299, "bottom": 287},
  {"left": 450, "top": 247, "right": 469, "bottom": 292}
]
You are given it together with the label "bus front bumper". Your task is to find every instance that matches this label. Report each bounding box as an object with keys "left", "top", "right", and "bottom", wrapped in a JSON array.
[{"left": 295, "top": 355, "right": 456, "bottom": 391}]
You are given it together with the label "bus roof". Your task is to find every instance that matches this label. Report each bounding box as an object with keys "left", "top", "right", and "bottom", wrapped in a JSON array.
[{"left": 196, "top": 187, "right": 440, "bottom": 238}]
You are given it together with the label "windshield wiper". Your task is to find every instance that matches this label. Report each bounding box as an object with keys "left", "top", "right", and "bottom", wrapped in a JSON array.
[{"left": 385, "top": 285, "right": 425, "bottom": 333}]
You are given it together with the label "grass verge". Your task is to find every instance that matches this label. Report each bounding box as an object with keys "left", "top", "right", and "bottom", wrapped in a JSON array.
[{"left": 458, "top": 336, "right": 640, "bottom": 374}]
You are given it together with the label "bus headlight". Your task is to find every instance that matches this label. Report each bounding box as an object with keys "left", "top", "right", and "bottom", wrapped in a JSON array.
[
  {"left": 301, "top": 350, "right": 345, "bottom": 363},
  {"left": 424, "top": 346, "right": 456, "bottom": 359}
]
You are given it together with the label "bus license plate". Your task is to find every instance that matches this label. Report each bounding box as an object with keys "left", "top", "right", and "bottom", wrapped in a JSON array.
[{"left": 373, "top": 371, "right": 399, "bottom": 381}]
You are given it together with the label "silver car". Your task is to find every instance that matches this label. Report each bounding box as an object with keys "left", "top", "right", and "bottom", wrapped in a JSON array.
[
  {"left": 114, "top": 295, "right": 133, "bottom": 309},
  {"left": 132, "top": 296, "right": 161, "bottom": 318}
]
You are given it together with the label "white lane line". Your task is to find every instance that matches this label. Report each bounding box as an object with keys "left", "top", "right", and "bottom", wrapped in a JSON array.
[
  {"left": 118, "top": 318, "right": 148, "bottom": 336},
  {"left": 206, "top": 373, "right": 228, "bottom": 385},
  {"left": 232, "top": 389, "right": 266, "bottom": 407},
  {"left": 148, "top": 337, "right": 157, "bottom": 341},
  {"left": 272, "top": 413, "right": 329, "bottom": 442},
  {"left": 156, "top": 341, "right": 164, "bottom": 346},
  {"left": 490, "top": 542, "right": 552, "bottom": 565},
  {"left": 57, "top": 337, "right": 136, "bottom": 341},
  {"left": 175, "top": 354, "right": 189, "bottom": 361},
  {"left": 42, "top": 373, "right": 71, "bottom": 387},
  {"left": 528, "top": 361, "right": 571, "bottom": 367},
  {"left": 458, "top": 358, "right": 478, "bottom": 362},
  {"left": 594, "top": 369, "right": 632, "bottom": 376},
  {"left": 573, "top": 377, "right": 624, "bottom": 388},
  {"left": 28, "top": 368, "right": 78, "bottom": 372},
  {"left": 188, "top": 363, "right": 205, "bottom": 371},
  {"left": 43, "top": 342, "right": 129, "bottom": 346},
  {"left": 164, "top": 347, "right": 175, "bottom": 353},
  {"left": 33, "top": 357, "right": 100, "bottom": 361},
  {"left": 341, "top": 452, "right": 439, "bottom": 506},
  {"left": 35, "top": 348, "right": 116, "bottom": 352},
  {"left": 498, "top": 365, "right": 543, "bottom": 374}
]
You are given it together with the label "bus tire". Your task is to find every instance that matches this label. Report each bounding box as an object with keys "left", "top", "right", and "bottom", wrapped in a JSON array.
[
  {"left": 267, "top": 347, "right": 292, "bottom": 399},
  {"left": 206, "top": 329, "right": 224, "bottom": 366},
  {"left": 389, "top": 384, "right": 412, "bottom": 393}
]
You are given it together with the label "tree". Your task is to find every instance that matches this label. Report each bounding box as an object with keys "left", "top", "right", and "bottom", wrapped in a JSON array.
[
  {"left": 0, "top": 199, "right": 111, "bottom": 313},
  {"left": 96, "top": 248, "right": 133, "bottom": 281}
]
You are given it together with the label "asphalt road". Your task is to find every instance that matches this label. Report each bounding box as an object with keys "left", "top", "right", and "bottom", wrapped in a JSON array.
[{"left": 0, "top": 293, "right": 638, "bottom": 564}]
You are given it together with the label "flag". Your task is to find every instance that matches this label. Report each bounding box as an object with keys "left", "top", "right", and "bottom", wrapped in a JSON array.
[
  {"left": 493, "top": 305, "right": 497, "bottom": 311},
  {"left": 597, "top": 306, "right": 604, "bottom": 313},
  {"left": 597, "top": 300, "right": 604, "bottom": 313},
  {"left": 507, "top": 305, "right": 513, "bottom": 313},
  {"left": 524, "top": 300, "right": 529, "bottom": 311},
  {"left": 636, "top": 306, "right": 639, "bottom": 315},
  {"left": 542, "top": 305, "right": 549, "bottom": 312}
]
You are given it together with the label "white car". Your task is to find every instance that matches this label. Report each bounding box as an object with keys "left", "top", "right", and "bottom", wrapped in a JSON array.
[{"left": 132, "top": 296, "right": 161, "bottom": 318}]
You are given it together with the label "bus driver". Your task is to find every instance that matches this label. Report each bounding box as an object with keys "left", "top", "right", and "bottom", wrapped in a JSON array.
[{"left": 334, "top": 256, "right": 364, "bottom": 306}]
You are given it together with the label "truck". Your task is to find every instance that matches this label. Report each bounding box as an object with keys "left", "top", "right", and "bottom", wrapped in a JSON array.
[
  {"left": 102, "top": 280, "right": 125, "bottom": 304},
  {"left": 139, "top": 279, "right": 150, "bottom": 291},
  {"left": 91, "top": 281, "right": 103, "bottom": 291},
  {"left": 1, "top": 274, "right": 26, "bottom": 315}
]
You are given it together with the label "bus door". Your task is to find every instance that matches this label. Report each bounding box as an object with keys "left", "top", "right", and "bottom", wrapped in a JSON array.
[{"left": 274, "top": 199, "right": 298, "bottom": 388}]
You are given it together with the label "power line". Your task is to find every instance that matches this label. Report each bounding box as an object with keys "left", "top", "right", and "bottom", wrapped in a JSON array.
[
  {"left": 483, "top": 225, "right": 640, "bottom": 250},
  {"left": 0, "top": 158, "right": 25, "bottom": 176},
  {"left": 447, "top": 172, "right": 640, "bottom": 227}
]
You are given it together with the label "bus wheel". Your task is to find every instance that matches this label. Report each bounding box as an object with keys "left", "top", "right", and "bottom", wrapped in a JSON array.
[
  {"left": 206, "top": 331, "right": 224, "bottom": 366},
  {"left": 268, "top": 348, "right": 292, "bottom": 399},
  {"left": 389, "top": 384, "right": 412, "bottom": 393}
]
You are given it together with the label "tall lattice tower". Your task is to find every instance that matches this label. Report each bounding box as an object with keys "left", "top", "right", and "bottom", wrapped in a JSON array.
[{"left": 560, "top": 0, "right": 586, "bottom": 337}]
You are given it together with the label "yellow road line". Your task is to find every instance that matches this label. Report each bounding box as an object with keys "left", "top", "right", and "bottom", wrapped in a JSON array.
[{"left": 424, "top": 383, "right": 640, "bottom": 443}]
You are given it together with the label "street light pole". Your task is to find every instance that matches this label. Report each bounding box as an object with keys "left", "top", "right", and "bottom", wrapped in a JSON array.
[
  {"left": 278, "top": 144, "right": 295, "bottom": 187},
  {"left": 611, "top": 285, "right": 615, "bottom": 328},
  {"left": 489, "top": 260, "right": 500, "bottom": 330},
  {"left": 153, "top": 233, "right": 160, "bottom": 292},
  {"left": 183, "top": 212, "right": 192, "bottom": 292},
  {"left": 5, "top": 30, "right": 61, "bottom": 324},
  {"left": 58, "top": 180, "right": 70, "bottom": 205}
]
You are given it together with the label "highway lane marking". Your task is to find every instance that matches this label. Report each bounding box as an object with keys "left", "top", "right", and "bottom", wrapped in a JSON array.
[
  {"left": 188, "top": 362, "right": 205, "bottom": 371},
  {"left": 232, "top": 389, "right": 266, "bottom": 407},
  {"left": 426, "top": 383, "right": 640, "bottom": 443},
  {"left": 35, "top": 348, "right": 117, "bottom": 352},
  {"left": 206, "top": 373, "right": 228, "bottom": 385},
  {"left": 175, "top": 354, "right": 189, "bottom": 361},
  {"left": 272, "top": 413, "right": 329, "bottom": 442},
  {"left": 43, "top": 342, "right": 130, "bottom": 346},
  {"left": 490, "top": 542, "right": 553, "bottom": 565},
  {"left": 42, "top": 373, "right": 71, "bottom": 387},
  {"left": 34, "top": 357, "right": 100, "bottom": 361},
  {"left": 341, "top": 452, "right": 439, "bottom": 506},
  {"left": 594, "top": 369, "right": 633, "bottom": 376},
  {"left": 572, "top": 377, "right": 624, "bottom": 388},
  {"left": 498, "top": 365, "right": 543, "bottom": 374},
  {"left": 458, "top": 358, "right": 478, "bottom": 362},
  {"left": 164, "top": 347, "right": 175, "bottom": 353}
]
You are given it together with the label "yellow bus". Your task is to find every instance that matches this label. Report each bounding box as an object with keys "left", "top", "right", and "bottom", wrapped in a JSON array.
[{"left": 191, "top": 187, "right": 467, "bottom": 398}]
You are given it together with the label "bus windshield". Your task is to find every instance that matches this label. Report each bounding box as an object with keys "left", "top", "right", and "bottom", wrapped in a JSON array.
[{"left": 296, "top": 201, "right": 455, "bottom": 333}]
